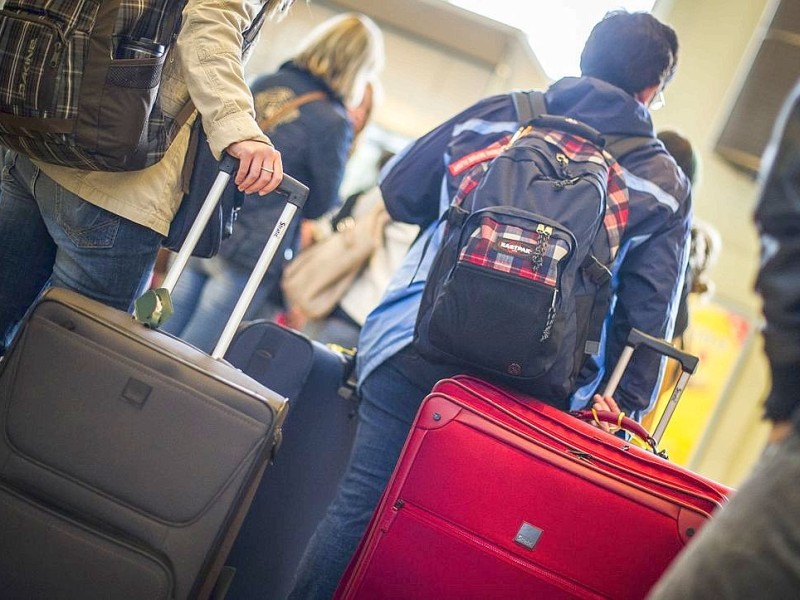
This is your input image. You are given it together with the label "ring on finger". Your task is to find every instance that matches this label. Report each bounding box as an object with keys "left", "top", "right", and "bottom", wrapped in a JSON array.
[{"left": 261, "top": 166, "right": 274, "bottom": 173}]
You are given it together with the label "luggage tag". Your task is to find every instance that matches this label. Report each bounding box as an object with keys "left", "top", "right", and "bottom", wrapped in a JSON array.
[{"left": 134, "top": 288, "right": 174, "bottom": 328}]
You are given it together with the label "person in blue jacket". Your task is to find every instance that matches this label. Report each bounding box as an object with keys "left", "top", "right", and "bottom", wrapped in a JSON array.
[
  {"left": 289, "top": 10, "right": 691, "bottom": 599},
  {"left": 163, "top": 13, "right": 384, "bottom": 352}
]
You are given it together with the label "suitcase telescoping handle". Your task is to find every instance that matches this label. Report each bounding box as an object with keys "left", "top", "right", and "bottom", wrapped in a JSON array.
[
  {"left": 135, "top": 154, "right": 309, "bottom": 359},
  {"left": 574, "top": 328, "right": 699, "bottom": 452}
]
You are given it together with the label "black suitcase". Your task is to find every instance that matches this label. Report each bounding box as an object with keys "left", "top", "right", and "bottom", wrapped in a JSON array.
[
  {"left": 0, "top": 158, "right": 309, "bottom": 600},
  {"left": 222, "top": 321, "right": 360, "bottom": 600}
]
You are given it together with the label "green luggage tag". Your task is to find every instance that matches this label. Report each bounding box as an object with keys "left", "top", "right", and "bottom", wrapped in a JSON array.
[{"left": 134, "top": 288, "right": 174, "bottom": 328}]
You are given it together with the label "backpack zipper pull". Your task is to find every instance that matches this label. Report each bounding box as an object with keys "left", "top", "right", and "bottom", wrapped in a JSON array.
[
  {"left": 540, "top": 288, "right": 558, "bottom": 342},
  {"left": 532, "top": 224, "right": 552, "bottom": 270},
  {"left": 508, "top": 125, "right": 532, "bottom": 147},
  {"left": 556, "top": 153, "right": 570, "bottom": 176}
]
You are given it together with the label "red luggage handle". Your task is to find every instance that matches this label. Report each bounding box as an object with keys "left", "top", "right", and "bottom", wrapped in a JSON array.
[
  {"left": 570, "top": 408, "right": 658, "bottom": 452},
  {"left": 572, "top": 328, "right": 699, "bottom": 454}
]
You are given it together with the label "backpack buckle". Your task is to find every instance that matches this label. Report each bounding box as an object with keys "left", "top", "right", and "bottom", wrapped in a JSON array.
[{"left": 582, "top": 255, "right": 612, "bottom": 285}]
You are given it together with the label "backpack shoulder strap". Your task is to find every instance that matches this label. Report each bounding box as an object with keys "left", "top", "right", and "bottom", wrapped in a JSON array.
[
  {"left": 512, "top": 90, "right": 548, "bottom": 124},
  {"left": 243, "top": 3, "right": 270, "bottom": 52},
  {"left": 604, "top": 135, "right": 654, "bottom": 161}
]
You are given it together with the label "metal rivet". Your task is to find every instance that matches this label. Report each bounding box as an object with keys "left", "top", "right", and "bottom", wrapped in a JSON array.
[
  {"left": 686, "top": 527, "right": 696, "bottom": 538},
  {"left": 432, "top": 412, "right": 442, "bottom": 421}
]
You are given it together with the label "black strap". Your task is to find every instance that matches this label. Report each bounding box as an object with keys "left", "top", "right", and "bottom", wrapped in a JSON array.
[
  {"left": 243, "top": 3, "right": 270, "bottom": 53},
  {"left": 585, "top": 278, "right": 612, "bottom": 355},
  {"left": 512, "top": 90, "right": 548, "bottom": 124},
  {"left": 604, "top": 135, "right": 654, "bottom": 160}
]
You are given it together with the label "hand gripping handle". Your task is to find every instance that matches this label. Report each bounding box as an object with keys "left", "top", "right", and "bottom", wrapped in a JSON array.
[
  {"left": 576, "top": 328, "right": 700, "bottom": 454},
  {"left": 570, "top": 408, "right": 659, "bottom": 453},
  {"left": 135, "top": 156, "right": 310, "bottom": 357},
  {"left": 218, "top": 154, "right": 308, "bottom": 210}
]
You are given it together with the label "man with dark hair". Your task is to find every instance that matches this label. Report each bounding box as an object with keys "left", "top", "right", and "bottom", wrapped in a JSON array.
[
  {"left": 580, "top": 10, "right": 678, "bottom": 97},
  {"left": 647, "top": 81, "right": 800, "bottom": 600},
  {"left": 289, "top": 11, "right": 691, "bottom": 599}
]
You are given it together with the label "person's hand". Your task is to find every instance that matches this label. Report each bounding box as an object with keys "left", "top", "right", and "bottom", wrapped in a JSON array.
[
  {"left": 225, "top": 140, "right": 283, "bottom": 196},
  {"left": 591, "top": 393, "right": 623, "bottom": 435}
]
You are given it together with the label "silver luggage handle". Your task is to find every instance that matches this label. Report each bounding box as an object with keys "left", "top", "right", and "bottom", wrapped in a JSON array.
[
  {"left": 134, "top": 154, "right": 309, "bottom": 360},
  {"left": 602, "top": 328, "right": 699, "bottom": 446}
]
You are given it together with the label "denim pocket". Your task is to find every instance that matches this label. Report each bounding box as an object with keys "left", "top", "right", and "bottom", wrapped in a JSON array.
[{"left": 56, "top": 190, "right": 120, "bottom": 249}]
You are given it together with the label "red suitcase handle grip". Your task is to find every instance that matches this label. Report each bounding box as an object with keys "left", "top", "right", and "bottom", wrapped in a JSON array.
[{"left": 570, "top": 409, "right": 658, "bottom": 453}]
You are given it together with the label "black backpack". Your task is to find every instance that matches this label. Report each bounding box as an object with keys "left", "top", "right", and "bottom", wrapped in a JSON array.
[{"left": 414, "top": 91, "right": 648, "bottom": 406}]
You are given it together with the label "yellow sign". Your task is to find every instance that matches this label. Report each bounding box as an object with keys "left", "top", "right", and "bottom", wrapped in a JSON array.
[{"left": 642, "top": 300, "right": 752, "bottom": 465}]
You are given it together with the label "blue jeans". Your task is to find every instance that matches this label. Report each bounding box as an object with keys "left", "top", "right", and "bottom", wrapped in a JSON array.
[
  {"left": 0, "top": 151, "right": 161, "bottom": 353},
  {"left": 287, "top": 345, "right": 459, "bottom": 599},
  {"left": 162, "top": 255, "right": 272, "bottom": 354},
  {"left": 647, "top": 430, "right": 800, "bottom": 599}
]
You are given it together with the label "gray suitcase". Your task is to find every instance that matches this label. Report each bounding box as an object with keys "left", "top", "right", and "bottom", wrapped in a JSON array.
[{"left": 0, "top": 157, "right": 309, "bottom": 600}]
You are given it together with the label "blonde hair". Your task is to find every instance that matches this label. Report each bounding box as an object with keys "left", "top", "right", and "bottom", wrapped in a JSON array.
[{"left": 293, "top": 13, "right": 384, "bottom": 106}]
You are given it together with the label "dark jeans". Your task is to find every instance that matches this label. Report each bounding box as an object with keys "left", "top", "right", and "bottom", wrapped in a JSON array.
[
  {"left": 0, "top": 152, "right": 161, "bottom": 353},
  {"left": 287, "top": 345, "right": 460, "bottom": 599}
]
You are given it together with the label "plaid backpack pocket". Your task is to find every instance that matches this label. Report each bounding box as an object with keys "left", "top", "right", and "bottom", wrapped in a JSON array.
[
  {"left": 0, "top": 1, "right": 98, "bottom": 122},
  {"left": 458, "top": 216, "right": 571, "bottom": 288},
  {"left": 420, "top": 208, "right": 576, "bottom": 379},
  {"left": 0, "top": 1, "right": 188, "bottom": 171}
]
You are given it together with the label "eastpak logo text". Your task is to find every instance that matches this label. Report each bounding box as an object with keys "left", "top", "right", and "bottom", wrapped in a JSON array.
[{"left": 496, "top": 238, "right": 535, "bottom": 258}]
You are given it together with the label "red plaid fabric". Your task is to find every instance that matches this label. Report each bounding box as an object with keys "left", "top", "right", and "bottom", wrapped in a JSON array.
[
  {"left": 458, "top": 217, "right": 569, "bottom": 287},
  {"left": 602, "top": 159, "right": 629, "bottom": 258},
  {"left": 539, "top": 130, "right": 630, "bottom": 257}
]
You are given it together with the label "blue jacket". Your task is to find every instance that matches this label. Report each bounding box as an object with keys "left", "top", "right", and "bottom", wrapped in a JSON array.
[
  {"left": 357, "top": 77, "right": 691, "bottom": 419},
  {"left": 219, "top": 62, "right": 352, "bottom": 272}
]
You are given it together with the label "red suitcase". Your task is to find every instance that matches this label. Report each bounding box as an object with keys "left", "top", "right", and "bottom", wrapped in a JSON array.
[{"left": 335, "top": 330, "right": 733, "bottom": 600}]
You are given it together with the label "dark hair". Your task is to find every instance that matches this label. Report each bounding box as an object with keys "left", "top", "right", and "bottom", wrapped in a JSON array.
[
  {"left": 657, "top": 130, "right": 697, "bottom": 183},
  {"left": 580, "top": 11, "right": 678, "bottom": 95}
]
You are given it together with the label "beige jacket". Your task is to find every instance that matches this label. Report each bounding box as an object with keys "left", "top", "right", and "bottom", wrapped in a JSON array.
[{"left": 36, "top": 0, "right": 271, "bottom": 236}]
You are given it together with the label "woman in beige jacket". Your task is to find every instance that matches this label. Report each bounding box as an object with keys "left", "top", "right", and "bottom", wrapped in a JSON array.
[{"left": 0, "top": 0, "right": 294, "bottom": 354}]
